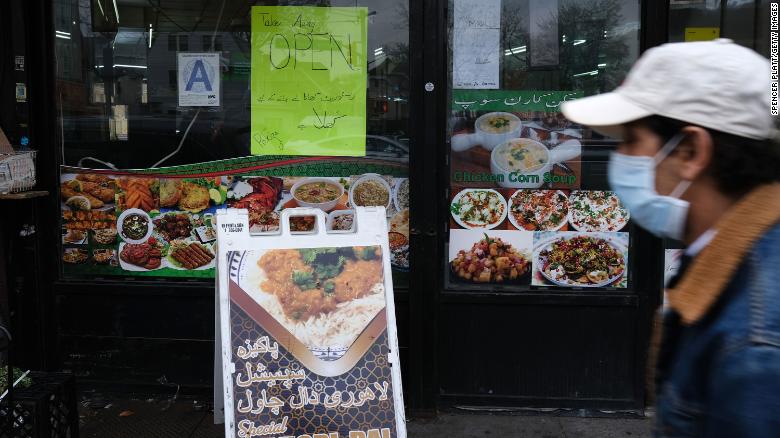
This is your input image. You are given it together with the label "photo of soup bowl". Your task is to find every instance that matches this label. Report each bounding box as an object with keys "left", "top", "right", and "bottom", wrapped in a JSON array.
[
  {"left": 490, "top": 138, "right": 582, "bottom": 188},
  {"left": 451, "top": 112, "right": 522, "bottom": 152},
  {"left": 291, "top": 177, "right": 344, "bottom": 211}
]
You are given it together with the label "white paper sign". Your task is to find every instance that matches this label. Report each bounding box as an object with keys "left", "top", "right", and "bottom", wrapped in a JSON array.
[
  {"left": 178, "top": 52, "right": 221, "bottom": 107},
  {"left": 453, "top": 0, "right": 501, "bottom": 89}
]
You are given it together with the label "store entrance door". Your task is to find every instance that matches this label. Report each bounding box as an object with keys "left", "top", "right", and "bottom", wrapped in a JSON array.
[{"left": 432, "top": 0, "right": 661, "bottom": 412}]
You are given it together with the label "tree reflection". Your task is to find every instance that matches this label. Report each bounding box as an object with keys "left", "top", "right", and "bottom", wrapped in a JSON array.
[
  {"left": 550, "top": 0, "right": 629, "bottom": 94},
  {"left": 500, "top": 0, "right": 631, "bottom": 95}
]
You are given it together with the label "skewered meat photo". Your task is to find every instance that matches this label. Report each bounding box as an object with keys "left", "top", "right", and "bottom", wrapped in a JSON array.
[{"left": 169, "top": 241, "right": 215, "bottom": 270}]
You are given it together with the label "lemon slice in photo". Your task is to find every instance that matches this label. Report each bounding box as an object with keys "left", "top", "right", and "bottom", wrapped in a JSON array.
[
  {"left": 65, "top": 195, "right": 91, "bottom": 211},
  {"left": 209, "top": 187, "right": 226, "bottom": 205}
]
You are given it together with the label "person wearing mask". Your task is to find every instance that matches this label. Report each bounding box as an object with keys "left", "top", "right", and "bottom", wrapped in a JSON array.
[{"left": 562, "top": 39, "right": 780, "bottom": 437}]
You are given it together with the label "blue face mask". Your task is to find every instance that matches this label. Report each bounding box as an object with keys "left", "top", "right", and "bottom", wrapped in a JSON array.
[{"left": 608, "top": 133, "right": 691, "bottom": 241}]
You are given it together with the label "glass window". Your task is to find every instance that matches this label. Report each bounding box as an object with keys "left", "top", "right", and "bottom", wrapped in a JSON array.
[
  {"left": 167, "top": 34, "right": 189, "bottom": 51},
  {"left": 54, "top": 0, "right": 410, "bottom": 169},
  {"left": 669, "top": 0, "right": 770, "bottom": 56},
  {"left": 446, "top": 0, "right": 640, "bottom": 292},
  {"left": 668, "top": 0, "right": 722, "bottom": 43},
  {"left": 54, "top": 0, "right": 411, "bottom": 286},
  {"left": 202, "top": 35, "right": 223, "bottom": 51}
]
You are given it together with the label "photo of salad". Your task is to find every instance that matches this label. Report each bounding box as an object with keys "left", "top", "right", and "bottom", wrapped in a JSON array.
[
  {"left": 534, "top": 233, "right": 627, "bottom": 287},
  {"left": 568, "top": 191, "right": 630, "bottom": 232},
  {"left": 450, "top": 189, "right": 507, "bottom": 230}
]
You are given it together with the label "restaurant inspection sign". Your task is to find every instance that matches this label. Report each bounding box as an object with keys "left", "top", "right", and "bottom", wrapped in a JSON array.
[{"left": 250, "top": 6, "right": 368, "bottom": 157}]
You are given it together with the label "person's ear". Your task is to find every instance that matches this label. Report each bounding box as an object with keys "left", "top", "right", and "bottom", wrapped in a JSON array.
[{"left": 677, "top": 126, "right": 713, "bottom": 181}]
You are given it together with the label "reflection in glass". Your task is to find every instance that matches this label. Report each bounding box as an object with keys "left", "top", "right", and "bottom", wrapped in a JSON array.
[{"left": 54, "top": 0, "right": 410, "bottom": 169}]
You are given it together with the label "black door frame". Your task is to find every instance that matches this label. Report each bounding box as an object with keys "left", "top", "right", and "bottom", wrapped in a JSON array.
[{"left": 414, "top": 0, "right": 671, "bottom": 414}]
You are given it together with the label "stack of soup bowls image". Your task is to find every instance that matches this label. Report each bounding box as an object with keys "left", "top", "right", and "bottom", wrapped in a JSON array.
[{"left": 451, "top": 111, "right": 581, "bottom": 188}]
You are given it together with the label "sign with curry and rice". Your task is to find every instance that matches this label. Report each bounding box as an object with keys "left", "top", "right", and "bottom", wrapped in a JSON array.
[{"left": 215, "top": 208, "right": 406, "bottom": 438}]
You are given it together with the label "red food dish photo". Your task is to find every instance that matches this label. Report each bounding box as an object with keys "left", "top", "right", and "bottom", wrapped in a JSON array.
[{"left": 120, "top": 238, "right": 164, "bottom": 270}]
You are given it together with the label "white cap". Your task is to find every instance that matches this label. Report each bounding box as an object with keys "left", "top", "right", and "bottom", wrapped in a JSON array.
[{"left": 561, "top": 39, "right": 773, "bottom": 140}]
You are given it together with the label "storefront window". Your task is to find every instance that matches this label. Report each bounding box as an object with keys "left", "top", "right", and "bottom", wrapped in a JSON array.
[
  {"left": 54, "top": 0, "right": 409, "bottom": 168},
  {"left": 54, "top": 0, "right": 411, "bottom": 285},
  {"left": 446, "top": 0, "right": 640, "bottom": 291},
  {"left": 669, "top": 0, "right": 771, "bottom": 56}
]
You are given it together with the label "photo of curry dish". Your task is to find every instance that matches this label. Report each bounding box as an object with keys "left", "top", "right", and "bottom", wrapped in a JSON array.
[
  {"left": 121, "top": 213, "right": 149, "bottom": 241},
  {"left": 153, "top": 212, "right": 193, "bottom": 242},
  {"left": 494, "top": 139, "right": 548, "bottom": 172},
  {"left": 293, "top": 181, "right": 341, "bottom": 204},
  {"left": 245, "top": 246, "right": 386, "bottom": 350},
  {"left": 259, "top": 247, "right": 382, "bottom": 321},
  {"left": 290, "top": 216, "right": 316, "bottom": 232}
]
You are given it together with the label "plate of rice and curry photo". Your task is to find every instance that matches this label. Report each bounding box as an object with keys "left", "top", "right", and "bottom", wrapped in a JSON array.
[{"left": 230, "top": 246, "right": 387, "bottom": 359}]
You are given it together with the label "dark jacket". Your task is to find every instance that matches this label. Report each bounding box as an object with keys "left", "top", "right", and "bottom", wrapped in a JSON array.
[{"left": 654, "top": 184, "right": 780, "bottom": 437}]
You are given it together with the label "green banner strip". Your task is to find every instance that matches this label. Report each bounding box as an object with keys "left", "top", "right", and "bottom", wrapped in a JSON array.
[{"left": 452, "top": 89, "right": 583, "bottom": 112}]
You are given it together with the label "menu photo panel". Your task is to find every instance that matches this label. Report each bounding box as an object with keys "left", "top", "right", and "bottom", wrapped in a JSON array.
[{"left": 447, "top": 186, "right": 631, "bottom": 289}]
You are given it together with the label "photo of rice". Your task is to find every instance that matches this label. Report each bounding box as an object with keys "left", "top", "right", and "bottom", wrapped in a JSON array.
[{"left": 234, "top": 246, "right": 387, "bottom": 353}]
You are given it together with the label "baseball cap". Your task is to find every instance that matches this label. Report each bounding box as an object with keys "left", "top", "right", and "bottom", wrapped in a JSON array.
[{"left": 561, "top": 39, "right": 773, "bottom": 140}]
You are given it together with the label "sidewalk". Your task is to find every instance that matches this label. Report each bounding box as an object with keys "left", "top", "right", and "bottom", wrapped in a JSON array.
[{"left": 79, "top": 398, "right": 652, "bottom": 437}]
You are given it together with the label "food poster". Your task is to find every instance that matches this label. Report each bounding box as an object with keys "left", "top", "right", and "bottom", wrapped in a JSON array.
[
  {"left": 449, "top": 230, "right": 532, "bottom": 284},
  {"left": 60, "top": 173, "right": 221, "bottom": 278},
  {"left": 447, "top": 188, "right": 631, "bottom": 289},
  {"left": 532, "top": 231, "right": 629, "bottom": 288},
  {"left": 233, "top": 175, "right": 410, "bottom": 271},
  {"left": 225, "top": 245, "right": 403, "bottom": 437},
  {"left": 59, "top": 157, "right": 409, "bottom": 278},
  {"left": 450, "top": 90, "right": 584, "bottom": 191}
]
